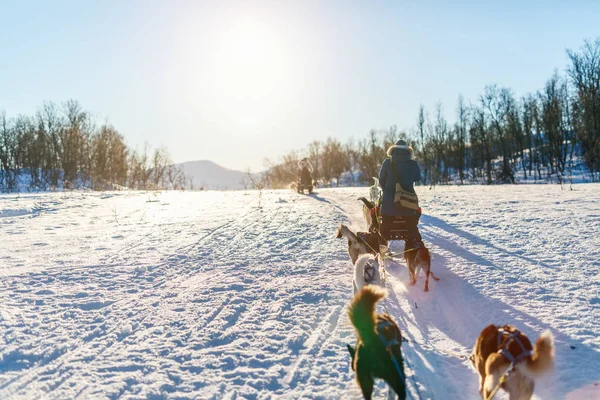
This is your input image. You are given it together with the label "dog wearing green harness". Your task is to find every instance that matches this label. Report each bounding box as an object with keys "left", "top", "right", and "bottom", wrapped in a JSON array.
[{"left": 347, "top": 286, "right": 407, "bottom": 399}]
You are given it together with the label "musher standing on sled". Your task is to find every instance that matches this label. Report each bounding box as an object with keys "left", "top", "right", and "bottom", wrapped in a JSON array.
[
  {"left": 378, "top": 139, "right": 424, "bottom": 249},
  {"left": 297, "top": 158, "right": 314, "bottom": 193}
]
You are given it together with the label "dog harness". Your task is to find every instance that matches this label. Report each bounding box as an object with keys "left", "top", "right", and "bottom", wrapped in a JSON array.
[
  {"left": 357, "top": 232, "right": 372, "bottom": 247},
  {"left": 357, "top": 232, "right": 384, "bottom": 258},
  {"left": 377, "top": 319, "right": 406, "bottom": 383},
  {"left": 496, "top": 328, "right": 532, "bottom": 363},
  {"left": 483, "top": 328, "right": 532, "bottom": 400},
  {"left": 363, "top": 259, "right": 378, "bottom": 284}
]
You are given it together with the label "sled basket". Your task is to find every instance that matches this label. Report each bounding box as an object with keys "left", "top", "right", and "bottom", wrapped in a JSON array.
[{"left": 380, "top": 215, "right": 409, "bottom": 241}]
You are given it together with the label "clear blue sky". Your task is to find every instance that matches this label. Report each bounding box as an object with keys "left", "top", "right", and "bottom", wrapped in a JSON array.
[{"left": 1, "top": 0, "right": 599, "bottom": 171}]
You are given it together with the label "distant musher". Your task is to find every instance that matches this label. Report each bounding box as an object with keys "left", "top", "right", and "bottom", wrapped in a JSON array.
[{"left": 296, "top": 158, "right": 314, "bottom": 194}]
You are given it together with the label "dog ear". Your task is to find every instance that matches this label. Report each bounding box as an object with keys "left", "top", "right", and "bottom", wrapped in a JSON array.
[{"left": 347, "top": 344, "right": 355, "bottom": 359}]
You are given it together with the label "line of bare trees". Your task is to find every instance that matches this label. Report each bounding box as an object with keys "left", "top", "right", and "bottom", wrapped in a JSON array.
[
  {"left": 0, "top": 100, "right": 187, "bottom": 192},
  {"left": 264, "top": 38, "right": 600, "bottom": 188}
]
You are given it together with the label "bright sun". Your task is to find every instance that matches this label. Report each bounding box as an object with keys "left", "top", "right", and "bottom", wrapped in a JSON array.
[{"left": 213, "top": 15, "right": 293, "bottom": 131}]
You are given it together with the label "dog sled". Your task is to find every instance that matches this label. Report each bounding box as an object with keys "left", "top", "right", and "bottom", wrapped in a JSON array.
[
  {"left": 352, "top": 198, "right": 438, "bottom": 292},
  {"left": 369, "top": 209, "right": 418, "bottom": 253},
  {"left": 295, "top": 177, "right": 314, "bottom": 194}
]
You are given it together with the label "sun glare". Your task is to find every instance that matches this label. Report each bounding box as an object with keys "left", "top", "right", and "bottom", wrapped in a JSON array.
[{"left": 212, "top": 15, "right": 293, "bottom": 131}]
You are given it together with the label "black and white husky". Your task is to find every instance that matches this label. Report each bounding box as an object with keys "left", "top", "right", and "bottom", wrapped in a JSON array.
[
  {"left": 353, "top": 252, "right": 388, "bottom": 295},
  {"left": 369, "top": 177, "right": 382, "bottom": 204}
]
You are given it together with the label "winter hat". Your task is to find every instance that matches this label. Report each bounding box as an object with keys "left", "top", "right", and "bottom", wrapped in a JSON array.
[{"left": 387, "top": 139, "right": 413, "bottom": 157}]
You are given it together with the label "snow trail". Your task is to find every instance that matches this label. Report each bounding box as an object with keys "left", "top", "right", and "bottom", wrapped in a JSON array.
[{"left": 1, "top": 186, "right": 599, "bottom": 399}]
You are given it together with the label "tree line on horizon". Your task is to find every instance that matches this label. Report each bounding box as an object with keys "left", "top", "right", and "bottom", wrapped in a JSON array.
[
  {"left": 262, "top": 38, "right": 600, "bottom": 188},
  {"left": 0, "top": 100, "right": 190, "bottom": 192}
]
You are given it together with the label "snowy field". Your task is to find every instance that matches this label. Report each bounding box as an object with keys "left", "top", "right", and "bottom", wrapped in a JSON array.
[{"left": 1, "top": 186, "right": 599, "bottom": 399}]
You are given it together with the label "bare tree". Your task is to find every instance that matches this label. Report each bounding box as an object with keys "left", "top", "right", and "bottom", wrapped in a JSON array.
[
  {"left": 151, "top": 147, "right": 170, "bottom": 189},
  {"left": 521, "top": 95, "right": 537, "bottom": 179},
  {"left": 456, "top": 95, "right": 469, "bottom": 184},
  {"left": 481, "top": 85, "right": 515, "bottom": 183},
  {"left": 307, "top": 140, "right": 322, "bottom": 182},
  {"left": 415, "top": 105, "right": 431, "bottom": 184},
  {"left": 0, "top": 111, "right": 18, "bottom": 191},
  {"left": 567, "top": 38, "right": 600, "bottom": 180},
  {"left": 90, "top": 125, "right": 128, "bottom": 189},
  {"left": 539, "top": 72, "right": 570, "bottom": 179},
  {"left": 344, "top": 137, "right": 358, "bottom": 186},
  {"left": 167, "top": 165, "right": 185, "bottom": 190}
]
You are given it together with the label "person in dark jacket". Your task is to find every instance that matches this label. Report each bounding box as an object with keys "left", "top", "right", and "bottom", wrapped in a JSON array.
[
  {"left": 298, "top": 158, "right": 313, "bottom": 185},
  {"left": 378, "top": 139, "right": 423, "bottom": 248}
]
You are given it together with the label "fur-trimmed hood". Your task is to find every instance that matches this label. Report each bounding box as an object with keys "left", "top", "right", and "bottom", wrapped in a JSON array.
[
  {"left": 298, "top": 159, "right": 314, "bottom": 172},
  {"left": 386, "top": 143, "right": 414, "bottom": 160}
]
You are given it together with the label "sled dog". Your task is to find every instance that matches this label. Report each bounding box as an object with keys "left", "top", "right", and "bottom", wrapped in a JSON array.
[
  {"left": 369, "top": 177, "right": 382, "bottom": 204},
  {"left": 353, "top": 253, "right": 388, "bottom": 296},
  {"left": 347, "top": 286, "right": 406, "bottom": 400},
  {"left": 358, "top": 197, "right": 379, "bottom": 233},
  {"left": 470, "top": 324, "right": 554, "bottom": 400},
  {"left": 403, "top": 246, "right": 439, "bottom": 292},
  {"left": 336, "top": 224, "right": 387, "bottom": 264}
]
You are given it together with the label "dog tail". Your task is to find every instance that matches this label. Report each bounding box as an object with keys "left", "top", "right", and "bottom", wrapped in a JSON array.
[
  {"left": 348, "top": 285, "right": 387, "bottom": 345},
  {"left": 518, "top": 330, "right": 555, "bottom": 379},
  {"left": 372, "top": 177, "right": 379, "bottom": 187},
  {"left": 357, "top": 197, "right": 375, "bottom": 210}
]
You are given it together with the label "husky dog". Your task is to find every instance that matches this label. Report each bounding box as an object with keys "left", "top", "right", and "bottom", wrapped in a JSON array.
[
  {"left": 369, "top": 177, "right": 382, "bottom": 204},
  {"left": 403, "top": 246, "right": 439, "bottom": 292},
  {"left": 470, "top": 324, "right": 554, "bottom": 400},
  {"left": 358, "top": 197, "right": 379, "bottom": 233},
  {"left": 347, "top": 286, "right": 407, "bottom": 400},
  {"left": 336, "top": 224, "right": 387, "bottom": 264},
  {"left": 352, "top": 252, "right": 389, "bottom": 295}
]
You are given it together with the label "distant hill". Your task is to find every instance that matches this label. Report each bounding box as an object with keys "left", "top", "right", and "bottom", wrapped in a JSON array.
[{"left": 176, "top": 160, "right": 252, "bottom": 190}]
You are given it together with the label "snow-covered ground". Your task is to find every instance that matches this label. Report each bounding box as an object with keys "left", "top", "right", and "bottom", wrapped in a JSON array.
[{"left": 1, "top": 186, "right": 599, "bottom": 399}]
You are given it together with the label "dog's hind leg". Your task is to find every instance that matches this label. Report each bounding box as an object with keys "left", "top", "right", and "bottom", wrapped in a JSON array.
[
  {"left": 483, "top": 367, "right": 506, "bottom": 400},
  {"left": 407, "top": 265, "right": 416, "bottom": 286},
  {"left": 389, "top": 381, "right": 407, "bottom": 400},
  {"left": 425, "top": 271, "right": 440, "bottom": 291},
  {"left": 346, "top": 345, "right": 356, "bottom": 370},
  {"left": 356, "top": 363, "right": 374, "bottom": 400}
]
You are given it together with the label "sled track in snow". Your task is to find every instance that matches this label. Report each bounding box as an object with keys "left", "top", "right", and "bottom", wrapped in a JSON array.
[
  {"left": 5, "top": 188, "right": 595, "bottom": 398},
  {"left": 0, "top": 204, "right": 269, "bottom": 398},
  {"left": 283, "top": 304, "right": 344, "bottom": 388}
]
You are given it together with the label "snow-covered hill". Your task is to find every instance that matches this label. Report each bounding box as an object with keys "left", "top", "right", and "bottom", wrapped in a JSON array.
[
  {"left": 1, "top": 186, "right": 599, "bottom": 399},
  {"left": 176, "top": 160, "right": 253, "bottom": 190}
]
